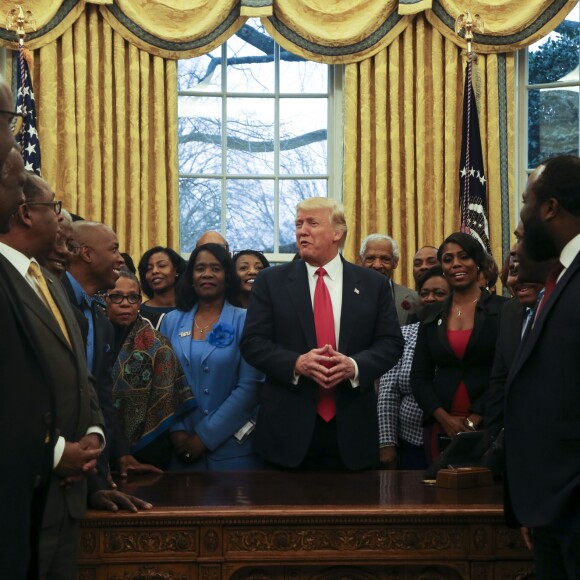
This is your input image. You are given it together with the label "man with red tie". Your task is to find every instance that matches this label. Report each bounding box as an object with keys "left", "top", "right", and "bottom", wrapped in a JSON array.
[
  {"left": 504, "top": 155, "right": 580, "bottom": 578},
  {"left": 240, "top": 197, "right": 403, "bottom": 470}
]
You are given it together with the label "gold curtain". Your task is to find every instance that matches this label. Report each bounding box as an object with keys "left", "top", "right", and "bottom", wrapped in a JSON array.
[
  {"left": 343, "top": 13, "right": 515, "bottom": 287},
  {"left": 8, "top": 5, "right": 179, "bottom": 260}
]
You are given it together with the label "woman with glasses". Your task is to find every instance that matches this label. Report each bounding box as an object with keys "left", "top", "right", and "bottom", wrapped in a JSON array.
[
  {"left": 138, "top": 246, "right": 186, "bottom": 329},
  {"left": 105, "top": 270, "right": 197, "bottom": 470},
  {"left": 233, "top": 250, "right": 270, "bottom": 308},
  {"left": 160, "top": 243, "right": 264, "bottom": 470}
]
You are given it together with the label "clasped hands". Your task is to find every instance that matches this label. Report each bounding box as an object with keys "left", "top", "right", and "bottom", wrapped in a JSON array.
[
  {"left": 56, "top": 433, "right": 102, "bottom": 485},
  {"left": 295, "top": 345, "right": 355, "bottom": 389}
]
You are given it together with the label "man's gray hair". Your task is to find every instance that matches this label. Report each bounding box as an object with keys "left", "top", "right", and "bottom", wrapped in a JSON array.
[{"left": 359, "top": 234, "right": 400, "bottom": 260}]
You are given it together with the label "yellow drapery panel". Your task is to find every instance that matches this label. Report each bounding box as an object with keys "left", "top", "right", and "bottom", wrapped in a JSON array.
[
  {"left": 343, "top": 13, "right": 515, "bottom": 288},
  {"left": 10, "top": 5, "right": 179, "bottom": 260}
]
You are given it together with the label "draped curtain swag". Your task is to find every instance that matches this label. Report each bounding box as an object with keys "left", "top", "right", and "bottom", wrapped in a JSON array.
[{"left": 0, "top": 0, "right": 575, "bottom": 274}]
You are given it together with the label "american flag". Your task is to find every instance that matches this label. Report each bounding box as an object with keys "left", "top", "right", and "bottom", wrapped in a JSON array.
[
  {"left": 15, "top": 45, "right": 41, "bottom": 175},
  {"left": 459, "top": 58, "right": 491, "bottom": 254}
]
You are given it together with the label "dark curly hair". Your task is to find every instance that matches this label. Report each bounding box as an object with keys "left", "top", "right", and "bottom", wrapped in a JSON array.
[
  {"left": 175, "top": 243, "right": 241, "bottom": 311},
  {"left": 138, "top": 246, "right": 187, "bottom": 299},
  {"left": 416, "top": 265, "right": 446, "bottom": 292}
]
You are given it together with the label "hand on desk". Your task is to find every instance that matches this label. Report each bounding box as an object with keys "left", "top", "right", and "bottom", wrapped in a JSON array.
[
  {"left": 117, "top": 454, "right": 163, "bottom": 478},
  {"left": 379, "top": 446, "right": 398, "bottom": 470},
  {"left": 89, "top": 489, "right": 153, "bottom": 513}
]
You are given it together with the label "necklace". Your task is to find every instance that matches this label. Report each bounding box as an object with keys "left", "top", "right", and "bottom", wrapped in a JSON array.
[
  {"left": 193, "top": 314, "right": 219, "bottom": 334},
  {"left": 452, "top": 297, "right": 478, "bottom": 317}
]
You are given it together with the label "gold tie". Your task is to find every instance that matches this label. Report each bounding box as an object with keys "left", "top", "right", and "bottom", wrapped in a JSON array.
[{"left": 28, "top": 261, "right": 71, "bottom": 346}]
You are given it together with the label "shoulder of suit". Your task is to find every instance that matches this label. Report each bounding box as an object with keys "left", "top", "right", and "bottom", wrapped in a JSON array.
[
  {"left": 479, "top": 290, "right": 508, "bottom": 313},
  {"left": 394, "top": 282, "right": 419, "bottom": 301},
  {"left": 421, "top": 297, "right": 448, "bottom": 324}
]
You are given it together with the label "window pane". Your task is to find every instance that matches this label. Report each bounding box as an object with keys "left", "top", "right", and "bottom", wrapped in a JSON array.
[
  {"left": 179, "top": 178, "right": 222, "bottom": 252},
  {"left": 226, "top": 179, "right": 274, "bottom": 251},
  {"left": 528, "top": 88, "right": 579, "bottom": 168},
  {"left": 227, "top": 98, "right": 275, "bottom": 174},
  {"left": 280, "top": 98, "right": 327, "bottom": 175},
  {"left": 178, "top": 48, "right": 223, "bottom": 92},
  {"left": 226, "top": 24, "right": 275, "bottom": 94},
  {"left": 528, "top": 12, "right": 579, "bottom": 85},
  {"left": 279, "top": 179, "right": 328, "bottom": 252},
  {"left": 178, "top": 96, "right": 222, "bottom": 175},
  {"left": 279, "top": 56, "right": 328, "bottom": 94}
]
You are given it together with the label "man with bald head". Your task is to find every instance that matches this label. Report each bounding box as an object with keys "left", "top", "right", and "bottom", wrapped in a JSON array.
[
  {"left": 64, "top": 221, "right": 162, "bottom": 480},
  {"left": 196, "top": 230, "right": 229, "bottom": 252},
  {"left": 412, "top": 245, "right": 439, "bottom": 285},
  {"left": 0, "top": 171, "right": 103, "bottom": 579}
]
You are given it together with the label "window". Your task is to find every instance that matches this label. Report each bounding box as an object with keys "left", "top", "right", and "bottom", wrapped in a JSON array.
[
  {"left": 177, "top": 20, "right": 343, "bottom": 259},
  {"left": 517, "top": 6, "right": 579, "bottom": 196}
]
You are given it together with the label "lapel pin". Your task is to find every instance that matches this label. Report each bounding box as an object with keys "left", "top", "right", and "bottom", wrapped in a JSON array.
[
  {"left": 438, "top": 318, "right": 442, "bottom": 326},
  {"left": 179, "top": 331, "right": 192, "bottom": 338},
  {"left": 354, "top": 288, "right": 360, "bottom": 294}
]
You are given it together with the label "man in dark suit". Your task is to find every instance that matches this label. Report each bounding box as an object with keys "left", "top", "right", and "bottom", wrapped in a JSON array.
[
  {"left": 0, "top": 173, "right": 104, "bottom": 579},
  {"left": 485, "top": 221, "right": 548, "bottom": 437},
  {"left": 240, "top": 198, "right": 404, "bottom": 470},
  {"left": 504, "top": 155, "right": 580, "bottom": 578},
  {"left": 0, "top": 79, "right": 57, "bottom": 579},
  {"left": 359, "top": 233, "right": 419, "bottom": 325},
  {"left": 65, "top": 220, "right": 162, "bottom": 478}
]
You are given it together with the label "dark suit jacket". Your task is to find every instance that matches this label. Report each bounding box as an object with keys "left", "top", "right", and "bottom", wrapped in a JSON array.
[
  {"left": 393, "top": 282, "right": 419, "bottom": 326},
  {"left": 240, "top": 258, "right": 404, "bottom": 470},
  {"left": 7, "top": 262, "right": 104, "bottom": 526},
  {"left": 61, "top": 274, "right": 130, "bottom": 460},
  {"left": 410, "top": 290, "right": 507, "bottom": 422},
  {"left": 504, "top": 251, "right": 580, "bottom": 528},
  {"left": 0, "top": 257, "right": 55, "bottom": 579},
  {"left": 485, "top": 298, "right": 526, "bottom": 437}
]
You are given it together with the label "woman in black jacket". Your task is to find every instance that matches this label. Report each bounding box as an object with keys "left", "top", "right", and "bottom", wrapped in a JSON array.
[{"left": 410, "top": 232, "right": 507, "bottom": 462}]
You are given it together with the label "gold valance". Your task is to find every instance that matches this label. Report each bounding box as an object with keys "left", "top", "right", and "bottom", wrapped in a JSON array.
[
  {"left": 0, "top": 1, "right": 576, "bottom": 60},
  {"left": 425, "top": 0, "right": 579, "bottom": 54}
]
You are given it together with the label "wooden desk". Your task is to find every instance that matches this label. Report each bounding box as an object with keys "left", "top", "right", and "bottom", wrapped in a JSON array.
[{"left": 78, "top": 471, "right": 534, "bottom": 579}]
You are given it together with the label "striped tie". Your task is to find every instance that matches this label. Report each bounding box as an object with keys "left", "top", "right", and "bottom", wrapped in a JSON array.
[{"left": 28, "top": 261, "right": 71, "bottom": 346}]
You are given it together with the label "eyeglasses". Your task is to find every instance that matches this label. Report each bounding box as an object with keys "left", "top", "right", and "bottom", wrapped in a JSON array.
[
  {"left": 0, "top": 110, "right": 24, "bottom": 135},
  {"left": 26, "top": 200, "right": 63, "bottom": 215},
  {"left": 106, "top": 293, "right": 141, "bottom": 304}
]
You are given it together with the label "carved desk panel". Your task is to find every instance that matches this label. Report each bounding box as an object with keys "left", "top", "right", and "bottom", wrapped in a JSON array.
[{"left": 78, "top": 471, "right": 534, "bottom": 579}]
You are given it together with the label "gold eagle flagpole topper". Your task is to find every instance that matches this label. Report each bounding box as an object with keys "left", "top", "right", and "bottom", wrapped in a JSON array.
[
  {"left": 455, "top": 10, "right": 484, "bottom": 60},
  {"left": 6, "top": 5, "right": 36, "bottom": 46}
]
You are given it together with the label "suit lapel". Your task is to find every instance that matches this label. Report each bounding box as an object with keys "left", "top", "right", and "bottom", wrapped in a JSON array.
[
  {"left": 338, "top": 261, "right": 361, "bottom": 353},
  {"left": 287, "top": 261, "right": 317, "bottom": 350},
  {"left": 5, "top": 259, "right": 72, "bottom": 351},
  {"left": 508, "top": 256, "right": 580, "bottom": 385}
]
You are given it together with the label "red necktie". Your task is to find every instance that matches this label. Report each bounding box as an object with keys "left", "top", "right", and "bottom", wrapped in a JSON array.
[
  {"left": 313, "top": 267, "right": 336, "bottom": 422},
  {"left": 535, "top": 261, "right": 564, "bottom": 320}
]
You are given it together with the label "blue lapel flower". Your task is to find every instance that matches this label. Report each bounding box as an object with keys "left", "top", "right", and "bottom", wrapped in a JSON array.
[{"left": 207, "top": 323, "right": 235, "bottom": 347}]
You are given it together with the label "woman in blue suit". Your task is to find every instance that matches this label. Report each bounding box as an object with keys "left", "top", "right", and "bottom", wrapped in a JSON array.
[{"left": 160, "top": 243, "right": 264, "bottom": 470}]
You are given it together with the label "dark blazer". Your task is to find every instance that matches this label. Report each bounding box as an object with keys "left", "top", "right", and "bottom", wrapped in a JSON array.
[
  {"left": 0, "top": 257, "right": 55, "bottom": 579},
  {"left": 485, "top": 298, "right": 526, "bottom": 436},
  {"left": 61, "top": 274, "right": 129, "bottom": 460},
  {"left": 240, "top": 258, "right": 404, "bottom": 470},
  {"left": 393, "top": 281, "right": 419, "bottom": 326},
  {"left": 0, "top": 256, "right": 102, "bottom": 551},
  {"left": 410, "top": 290, "right": 507, "bottom": 422},
  {"left": 504, "top": 251, "right": 580, "bottom": 528}
]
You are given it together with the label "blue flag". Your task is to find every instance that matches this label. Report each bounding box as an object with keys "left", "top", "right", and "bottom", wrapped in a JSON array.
[
  {"left": 459, "top": 59, "right": 491, "bottom": 254},
  {"left": 15, "top": 46, "right": 41, "bottom": 176}
]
